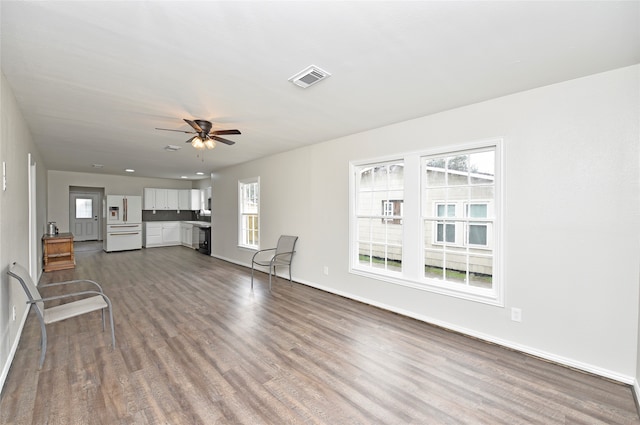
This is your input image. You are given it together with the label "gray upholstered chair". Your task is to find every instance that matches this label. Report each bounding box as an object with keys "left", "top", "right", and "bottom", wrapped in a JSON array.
[
  {"left": 251, "top": 235, "right": 298, "bottom": 291},
  {"left": 7, "top": 262, "right": 115, "bottom": 369}
]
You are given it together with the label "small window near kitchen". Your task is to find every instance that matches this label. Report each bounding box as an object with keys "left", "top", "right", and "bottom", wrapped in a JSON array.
[{"left": 238, "top": 177, "right": 260, "bottom": 249}]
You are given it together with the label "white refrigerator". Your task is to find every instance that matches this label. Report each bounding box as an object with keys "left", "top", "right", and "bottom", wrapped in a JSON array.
[{"left": 104, "top": 195, "right": 142, "bottom": 252}]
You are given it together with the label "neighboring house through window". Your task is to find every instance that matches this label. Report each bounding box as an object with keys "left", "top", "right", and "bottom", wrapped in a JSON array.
[
  {"left": 350, "top": 140, "right": 502, "bottom": 305},
  {"left": 239, "top": 177, "right": 260, "bottom": 249}
]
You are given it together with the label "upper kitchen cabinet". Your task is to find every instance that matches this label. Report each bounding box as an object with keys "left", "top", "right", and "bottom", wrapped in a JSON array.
[
  {"left": 166, "top": 189, "right": 179, "bottom": 210},
  {"left": 178, "top": 189, "right": 200, "bottom": 211},
  {"left": 143, "top": 188, "right": 168, "bottom": 210},
  {"left": 145, "top": 188, "right": 200, "bottom": 211}
]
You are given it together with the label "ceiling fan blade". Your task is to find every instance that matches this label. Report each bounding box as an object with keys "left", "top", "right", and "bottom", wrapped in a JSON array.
[
  {"left": 156, "top": 127, "right": 196, "bottom": 134},
  {"left": 211, "top": 129, "right": 241, "bottom": 135},
  {"left": 211, "top": 135, "right": 236, "bottom": 145},
  {"left": 184, "top": 119, "right": 203, "bottom": 133}
]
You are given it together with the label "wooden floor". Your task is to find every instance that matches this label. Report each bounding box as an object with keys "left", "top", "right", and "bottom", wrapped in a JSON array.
[{"left": 2, "top": 244, "right": 638, "bottom": 424}]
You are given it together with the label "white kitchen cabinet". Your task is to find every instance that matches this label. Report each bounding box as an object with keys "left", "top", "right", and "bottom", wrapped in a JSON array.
[
  {"left": 145, "top": 221, "right": 181, "bottom": 247},
  {"left": 178, "top": 189, "right": 200, "bottom": 211},
  {"left": 162, "top": 222, "right": 180, "bottom": 244},
  {"left": 166, "top": 189, "right": 179, "bottom": 210},
  {"left": 144, "top": 188, "right": 168, "bottom": 210},
  {"left": 143, "top": 188, "right": 156, "bottom": 210},
  {"left": 189, "top": 189, "right": 200, "bottom": 210},
  {"left": 178, "top": 190, "right": 189, "bottom": 211},
  {"left": 144, "top": 222, "right": 163, "bottom": 247},
  {"left": 192, "top": 226, "right": 200, "bottom": 249},
  {"left": 155, "top": 189, "right": 168, "bottom": 209},
  {"left": 181, "top": 223, "right": 193, "bottom": 247}
]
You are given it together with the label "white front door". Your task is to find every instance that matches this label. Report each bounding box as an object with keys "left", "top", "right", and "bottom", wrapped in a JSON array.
[{"left": 70, "top": 193, "right": 100, "bottom": 241}]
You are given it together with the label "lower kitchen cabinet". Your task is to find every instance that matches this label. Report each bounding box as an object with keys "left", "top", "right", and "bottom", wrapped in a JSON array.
[
  {"left": 144, "top": 222, "right": 180, "bottom": 247},
  {"left": 162, "top": 222, "right": 180, "bottom": 244},
  {"left": 181, "top": 223, "right": 193, "bottom": 247}
]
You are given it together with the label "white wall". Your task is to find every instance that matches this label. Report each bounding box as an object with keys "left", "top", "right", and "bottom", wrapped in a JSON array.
[
  {"left": 211, "top": 65, "right": 640, "bottom": 382},
  {"left": 48, "top": 171, "right": 193, "bottom": 233},
  {"left": 0, "top": 72, "right": 48, "bottom": 390}
]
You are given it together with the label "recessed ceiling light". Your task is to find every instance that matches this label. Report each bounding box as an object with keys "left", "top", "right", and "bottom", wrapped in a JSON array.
[
  {"left": 125, "top": 169, "right": 135, "bottom": 173},
  {"left": 181, "top": 176, "right": 188, "bottom": 179},
  {"left": 196, "top": 172, "right": 204, "bottom": 176},
  {"left": 92, "top": 164, "right": 104, "bottom": 168},
  {"left": 164, "top": 145, "right": 181, "bottom": 152}
]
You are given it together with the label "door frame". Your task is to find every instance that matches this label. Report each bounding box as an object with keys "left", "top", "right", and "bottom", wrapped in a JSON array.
[{"left": 69, "top": 186, "right": 105, "bottom": 241}]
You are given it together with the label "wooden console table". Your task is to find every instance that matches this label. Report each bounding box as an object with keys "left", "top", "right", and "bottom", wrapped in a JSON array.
[{"left": 43, "top": 232, "right": 75, "bottom": 272}]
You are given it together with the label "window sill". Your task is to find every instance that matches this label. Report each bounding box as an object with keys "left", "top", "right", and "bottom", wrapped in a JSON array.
[{"left": 349, "top": 267, "right": 503, "bottom": 307}]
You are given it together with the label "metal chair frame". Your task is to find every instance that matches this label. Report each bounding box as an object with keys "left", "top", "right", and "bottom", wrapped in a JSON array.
[
  {"left": 7, "top": 262, "right": 115, "bottom": 369},
  {"left": 251, "top": 235, "right": 298, "bottom": 291}
]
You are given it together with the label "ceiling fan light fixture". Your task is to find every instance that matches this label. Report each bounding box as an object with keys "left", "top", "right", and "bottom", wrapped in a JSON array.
[
  {"left": 191, "top": 136, "right": 205, "bottom": 150},
  {"left": 204, "top": 139, "right": 216, "bottom": 150}
]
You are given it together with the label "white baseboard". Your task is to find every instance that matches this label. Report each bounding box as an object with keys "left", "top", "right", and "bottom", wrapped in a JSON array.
[
  {"left": 211, "top": 253, "right": 635, "bottom": 385},
  {"left": 0, "top": 307, "right": 29, "bottom": 393}
]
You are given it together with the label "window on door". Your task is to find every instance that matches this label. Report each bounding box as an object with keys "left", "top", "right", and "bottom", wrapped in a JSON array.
[{"left": 75, "top": 198, "right": 93, "bottom": 219}]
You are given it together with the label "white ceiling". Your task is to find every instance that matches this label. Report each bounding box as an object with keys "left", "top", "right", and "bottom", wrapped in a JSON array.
[{"left": 2, "top": 1, "right": 638, "bottom": 180}]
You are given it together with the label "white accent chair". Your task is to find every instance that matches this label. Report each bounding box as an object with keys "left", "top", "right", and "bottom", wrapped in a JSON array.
[{"left": 7, "top": 262, "right": 115, "bottom": 369}]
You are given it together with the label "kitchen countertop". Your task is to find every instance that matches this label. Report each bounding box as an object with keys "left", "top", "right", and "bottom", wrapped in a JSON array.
[{"left": 182, "top": 221, "right": 211, "bottom": 228}]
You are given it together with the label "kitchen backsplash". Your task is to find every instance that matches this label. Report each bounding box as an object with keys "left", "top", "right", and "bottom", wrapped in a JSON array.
[{"left": 142, "top": 210, "right": 211, "bottom": 222}]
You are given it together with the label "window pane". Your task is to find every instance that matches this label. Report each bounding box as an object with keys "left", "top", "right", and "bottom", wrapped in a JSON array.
[
  {"left": 468, "top": 224, "right": 487, "bottom": 245},
  {"left": 447, "top": 155, "right": 469, "bottom": 186},
  {"left": 469, "top": 151, "right": 495, "bottom": 181},
  {"left": 436, "top": 223, "right": 455, "bottom": 243},
  {"left": 75, "top": 198, "right": 92, "bottom": 219},
  {"left": 358, "top": 242, "right": 372, "bottom": 267},
  {"left": 468, "top": 204, "right": 487, "bottom": 218},
  {"left": 469, "top": 255, "right": 493, "bottom": 288},
  {"left": 424, "top": 249, "right": 444, "bottom": 280}
]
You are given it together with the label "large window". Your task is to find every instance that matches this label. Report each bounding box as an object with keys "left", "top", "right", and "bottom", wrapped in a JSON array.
[
  {"left": 354, "top": 162, "right": 404, "bottom": 273},
  {"left": 239, "top": 177, "right": 260, "bottom": 249},
  {"left": 423, "top": 149, "right": 495, "bottom": 291},
  {"left": 350, "top": 141, "right": 502, "bottom": 305}
]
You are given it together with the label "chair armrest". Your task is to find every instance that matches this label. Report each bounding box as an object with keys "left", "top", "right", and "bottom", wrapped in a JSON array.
[
  {"left": 270, "top": 250, "right": 296, "bottom": 264},
  {"left": 251, "top": 247, "right": 276, "bottom": 262},
  {"left": 41, "top": 279, "right": 104, "bottom": 293},
  {"left": 28, "top": 290, "right": 109, "bottom": 305}
]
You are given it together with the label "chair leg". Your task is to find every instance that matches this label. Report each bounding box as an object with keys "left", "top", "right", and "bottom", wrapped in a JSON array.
[
  {"left": 251, "top": 265, "right": 255, "bottom": 290},
  {"left": 108, "top": 307, "right": 116, "bottom": 349},
  {"left": 38, "top": 321, "right": 47, "bottom": 370}
]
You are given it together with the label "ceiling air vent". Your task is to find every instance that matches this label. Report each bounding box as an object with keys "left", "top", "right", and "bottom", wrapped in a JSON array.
[{"left": 288, "top": 65, "right": 331, "bottom": 88}]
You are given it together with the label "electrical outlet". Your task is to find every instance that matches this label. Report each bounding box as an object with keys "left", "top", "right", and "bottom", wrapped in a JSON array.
[
  {"left": 511, "top": 307, "right": 522, "bottom": 322},
  {"left": 323, "top": 266, "right": 329, "bottom": 276},
  {"left": 12, "top": 305, "right": 16, "bottom": 321}
]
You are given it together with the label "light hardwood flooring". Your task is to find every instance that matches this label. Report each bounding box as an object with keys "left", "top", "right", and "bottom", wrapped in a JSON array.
[{"left": 1, "top": 244, "right": 639, "bottom": 424}]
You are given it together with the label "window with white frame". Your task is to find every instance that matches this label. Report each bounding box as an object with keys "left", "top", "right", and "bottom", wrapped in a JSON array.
[
  {"left": 350, "top": 141, "right": 501, "bottom": 305},
  {"left": 423, "top": 149, "right": 496, "bottom": 291},
  {"left": 354, "top": 162, "right": 404, "bottom": 273},
  {"left": 238, "top": 177, "right": 260, "bottom": 249}
]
